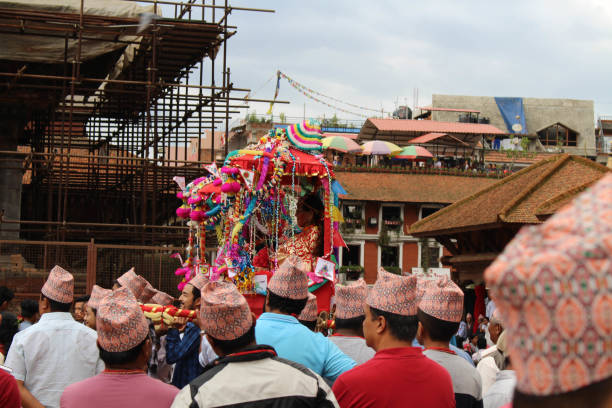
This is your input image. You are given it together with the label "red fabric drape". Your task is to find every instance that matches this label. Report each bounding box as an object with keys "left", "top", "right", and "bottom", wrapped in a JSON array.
[{"left": 473, "top": 283, "right": 486, "bottom": 334}]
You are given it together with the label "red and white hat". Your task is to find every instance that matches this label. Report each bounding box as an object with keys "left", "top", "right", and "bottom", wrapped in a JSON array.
[
  {"left": 366, "top": 267, "right": 417, "bottom": 316},
  {"left": 138, "top": 281, "right": 157, "bottom": 304},
  {"left": 415, "top": 277, "right": 434, "bottom": 304},
  {"left": 41, "top": 265, "right": 74, "bottom": 304},
  {"left": 267, "top": 255, "right": 309, "bottom": 300},
  {"left": 117, "top": 269, "right": 147, "bottom": 300},
  {"left": 485, "top": 173, "right": 612, "bottom": 396},
  {"left": 88, "top": 285, "right": 112, "bottom": 310},
  {"left": 187, "top": 273, "right": 209, "bottom": 291},
  {"left": 151, "top": 290, "right": 174, "bottom": 306},
  {"left": 335, "top": 279, "right": 367, "bottom": 319},
  {"left": 96, "top": 287, "right": 149, "bottom": 353},
  {"left": 418, "top": 277, "right": 464, "bottom": 322},
  {"left": 298, "top": 293, "right": 318, "bottom": 322},
  {"left": 116, "top": 267, "right": 136, "bottom": 288},
  {"left": 200, "top": 281, "right": 253, "bottom": 341}
]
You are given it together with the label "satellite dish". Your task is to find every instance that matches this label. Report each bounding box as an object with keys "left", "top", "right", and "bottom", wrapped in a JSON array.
[{"left": 512, "top": 123, "right": 523, "bottom": 132}]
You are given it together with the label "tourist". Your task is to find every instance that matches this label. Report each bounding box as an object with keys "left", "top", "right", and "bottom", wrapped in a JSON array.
[
  {"left": 332, "top": 268, "right": 454, "bottom": 407},
  {"left": 483, "top": 332, "right": 515, "bottom": 408},
  {"left": 0, "top": 286, "right": 14, "bottom": 311},
  {"left": 83, "top": 285, "right": 111, "bottom": 330},
  {"left": 72, "top": 295, "right": 89, "bottom": 323},
  {"left": 329, "top": 279, "right": 375, "bottom": 365},
  {"left": 171, "top": 281, "right": 339, "bottom": 407},
  {"left": 61, "top": 287, "right": 179, "bottom": 407},
  {"left": 417, "top": 278, "right": 483, "bottom": 408},
  {"left": 298, "top": 293, "right": 318, "bottom": 331},
  {"left": 165, "top": 273, "right": 207, "bottom": 388},
  {"left": 5, "top": 265, "right": 103, "bottom": 408},
  {"left": 255, "top": 255, "right": 355, "bottom": 382},
  {"left": 0, "top": 367, "right": 20, "bottom": 408},
  {"left": 18, "top": 299, "right": 38, "bottom": 331},
  {"left": 485, "top": 174, "right": 612, "bottom": 408},
  {"left": 476, "top": 310, "right": 505, "bottom": 394}
]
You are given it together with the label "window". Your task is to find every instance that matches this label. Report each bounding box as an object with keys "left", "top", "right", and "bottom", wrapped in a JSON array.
[
  {"left": 537, "top": 123, "right": 578, "bottom": 147},
  {"left": 382, "top": 206, "right": 402, "bottom": 232},
  {"left": 341, "top": 244, "right": 362, "bottom": 280},
  {"left": 381, "top": 245, "right": 400, "bottom": 270},
  {"left": 419, "top": 240, "right": 441, "bottom": 269},
  {"left": 342, "top": 204, "right": 363, "bottom": 231}
]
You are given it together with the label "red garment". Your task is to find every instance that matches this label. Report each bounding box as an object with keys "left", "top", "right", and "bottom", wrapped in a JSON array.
[
  {"left": 473, "top": 284, "right": 486, "bottom": 334},
  {"left": 0, "top": 369, "right": 20, "bottom": 408},
  {"left": 332, "top": 347, "right": 455, "bottom": 408}
]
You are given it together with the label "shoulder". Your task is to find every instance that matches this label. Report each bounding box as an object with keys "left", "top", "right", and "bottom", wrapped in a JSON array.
[{"left": 63, "top": 374, "right": 100, "bottom": 395}]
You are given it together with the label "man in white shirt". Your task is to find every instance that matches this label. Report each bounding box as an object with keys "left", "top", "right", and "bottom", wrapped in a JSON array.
[{"left": 5, "top": 265, "right": 104, "bottom": 408}]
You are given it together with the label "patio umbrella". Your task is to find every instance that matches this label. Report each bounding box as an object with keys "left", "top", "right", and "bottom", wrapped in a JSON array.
[
  {"left": 322, "top": 136, "right": 362, "bottom": 153},
  {"left": 360, "top": 140, "right": 402, "bottom": 155},
  {"left": 393, "top": 145, "right": 433, "bottom": 159}
]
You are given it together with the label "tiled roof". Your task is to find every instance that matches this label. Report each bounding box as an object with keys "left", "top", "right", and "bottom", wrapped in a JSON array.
[
  {"left": 484, "top": 151, "right": 558, "bottom": 165},
  {"left": 335, "top": 171, "right": 498, "bottom": 204},
  {"left": 535, "top": 181, "right": 596, "bottom": 217},
  {"left": 361, "top": 118, "right": 505, "bottom": 137},
  {"left": 410, "top": 154, "right": 610, "bottom": 235}
]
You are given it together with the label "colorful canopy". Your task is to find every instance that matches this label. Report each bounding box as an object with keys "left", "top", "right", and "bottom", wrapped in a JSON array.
[
  {"left": 322, "top": 136, "right": 362, "bottom": 153},
  {"left": 360, "top": 140, "right": 402, "bottom": 156},
  {"left": 393, "top": 145, "right": 433, "bottom": 159}
]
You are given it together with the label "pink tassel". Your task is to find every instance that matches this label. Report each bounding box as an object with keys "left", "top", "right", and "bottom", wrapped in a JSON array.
[
  {"left": 190, "top": 210, "right": 205, "bottom": 221},
  {"left": 176, "top": 207, "right": 191, "bottom": 219},
  {"left": 177, "top": 281, "right": 186, "bottom": 291}
]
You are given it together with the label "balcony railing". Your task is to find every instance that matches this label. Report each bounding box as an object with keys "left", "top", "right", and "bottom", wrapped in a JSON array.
[{"left": 335, "top": 165, "right": 509, "bottom": 178}]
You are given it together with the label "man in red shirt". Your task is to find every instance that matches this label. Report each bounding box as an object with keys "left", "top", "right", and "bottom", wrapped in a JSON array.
[{"left": 332, "top": 268, "right": 455, "bottom": 408}]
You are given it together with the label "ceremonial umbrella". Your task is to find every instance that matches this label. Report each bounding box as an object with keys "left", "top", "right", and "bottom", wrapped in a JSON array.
[
  {"left": 392, "top": 145, "right": 433, "bottom": 159},
  {"left": 321, "top": 136, "right": 362, "bottom": 153},
  {"left": 360, "top": 140, "right": 402, "bottom": 155}
]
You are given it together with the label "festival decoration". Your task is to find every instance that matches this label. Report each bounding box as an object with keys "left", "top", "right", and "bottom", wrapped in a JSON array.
[
  {"left": 140, "top": 303, "right": 198, "bottom": 331},
  {"left": 171, "top": 120, "right": 348, "bottom": 306}
]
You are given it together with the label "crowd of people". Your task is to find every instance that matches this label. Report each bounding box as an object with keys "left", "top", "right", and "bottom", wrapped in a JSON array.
[{"left": 0, "top": 174, "right": 610, "bottom": 408}]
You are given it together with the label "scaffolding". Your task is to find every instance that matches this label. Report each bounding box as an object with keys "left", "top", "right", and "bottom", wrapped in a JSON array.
[{"left": 0, "top": 0, "right": 283, "bottom": 246}]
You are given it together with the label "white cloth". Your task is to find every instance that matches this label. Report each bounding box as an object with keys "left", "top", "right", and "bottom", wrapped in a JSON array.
[
  {"left": 198, "top": 336, "right": 218, "bottom": 367},
  {"left": 328, "top": 335, "right": 375, "bottom": 365},
  {"left": 477, "top": 355, "right": 500, "bottom": 395},
  {"left": 5, "top": 312, "right": 104, "bottom": 408},
  {"left": 486, "top": 299, "right": 496, "bottom": 319},
  {"left": 484, "top": 370, "right": 516, "bottom": 408}
]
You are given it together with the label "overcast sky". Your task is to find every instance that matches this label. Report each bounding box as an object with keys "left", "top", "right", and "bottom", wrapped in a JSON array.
[{"left": 221, "top": 0, "right": 612, "bottom": 122}]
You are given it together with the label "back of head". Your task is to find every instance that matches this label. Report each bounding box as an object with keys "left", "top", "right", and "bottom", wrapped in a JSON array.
[
  {"left": 298, "top": 293, "right": 318, "bottom": 326},
  {"left": 417, "top": 278, "right": 463, "bottom": 343},
  {"left": 485, "top": 174, "right": 612, "bottom": 406},
  {"left": 0, "top": 311, "right": 18, "bottom": 351},
  {"left": 0, "top": 287, "right": 14, "bottom": 308},
  {"left": 267, "top": 255, "right": 309, "bottom": 316},
  {"left": 41, "top": 265, "right": 74, "bottom": 312},
  {"left": 366, "top": 268, "right": 418, "bottom": 343},
  {"left": 96, "top": 287, "right": 149, "bottom": 367},
  {"left": 335, "top": 279, "right": 368, "bottom": 331},
  {"left": 200, "top": 281, "right": 254, "bottom": 356},
  {"left": 20, "top": 299, "right": 38, "bottom": 319}
]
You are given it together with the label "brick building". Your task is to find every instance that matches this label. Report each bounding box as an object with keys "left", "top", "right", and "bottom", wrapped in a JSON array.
[{"left": 335, "top": 169, "right": 499, "bottom": 283}]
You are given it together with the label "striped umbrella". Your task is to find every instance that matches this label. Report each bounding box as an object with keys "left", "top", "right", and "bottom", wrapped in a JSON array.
[
  {"left": 360, "top": 140, "right": 402, "bottom": 155},
  {"left": 393, "top": 145, "right": 433, "bottom": 159},
  {"left": 321, "top": 136, "right": 362, "bottom": 153}
]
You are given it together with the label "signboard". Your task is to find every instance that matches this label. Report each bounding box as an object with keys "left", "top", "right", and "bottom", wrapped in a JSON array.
[{"left": 410, "top": 267, "right": 451, "bottom": 280}]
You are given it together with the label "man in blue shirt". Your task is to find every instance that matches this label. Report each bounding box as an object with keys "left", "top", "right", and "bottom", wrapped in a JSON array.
[
  {"left": 255, "top": 255, "right": 355, "bottom": 382},
  {"left": 165, "top": 273, "right": 209, "bottom": 388}
]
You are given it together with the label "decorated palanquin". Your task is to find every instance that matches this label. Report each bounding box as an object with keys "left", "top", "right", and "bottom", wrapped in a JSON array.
[{"left": 172, "top": 120, "right": 348, "bottom": 316}]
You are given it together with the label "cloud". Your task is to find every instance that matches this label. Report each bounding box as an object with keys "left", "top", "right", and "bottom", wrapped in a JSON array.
[{"left": 223, "top": 0, "right": 612, "bottom": 120}]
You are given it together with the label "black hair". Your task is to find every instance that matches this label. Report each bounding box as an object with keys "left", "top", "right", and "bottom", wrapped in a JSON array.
[
  {"left": 209, "top": 323, "right": 256, "bottom": 355},
  {"left": 74, "top": 295, "right": 90, "bottom": 304},
  {"left": 476, "top": 333, "right": 486, "bottom": 349},
  {"left": 98, "top": 336, "right": 148, "bottom": 366},
  {"left": 513, "top": 376, "right": 612, "bottom": 408},
  {"left": 369, "top": 307, "right": 418, "bottom": 342},
  {"left": 335, "top": 316, "right": 365, "bottom": 332},
  {"left": 417, "top": 309, "right": 460, "bottom": 343},
  {"left": 267, "top": 290, "right": 307, "bottom": 316},
  {"left": 299, "top": 320, "right": 317, "bottom": 331},
  {"left": 298, "top": 193, "right": 325, "bottom": 257},
  {"left": 0, "top": 287, "right": 14, "bottom": 306},
  {"left": 42, "top": 294, "right": 72, "bottom": 312},
  {"left": 191, "top": 285, "right": 201, "bottom": 301},
  {"left": 0, "top": 311, "right": 18, "bottom": 353},
  {"left": 20, "top": 299, "right": 38, "bottom": 318}
]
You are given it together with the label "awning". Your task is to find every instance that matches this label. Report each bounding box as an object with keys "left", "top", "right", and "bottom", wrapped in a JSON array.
[{"left": 409, "top": 133, "right": 470, "bottom": 146}]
